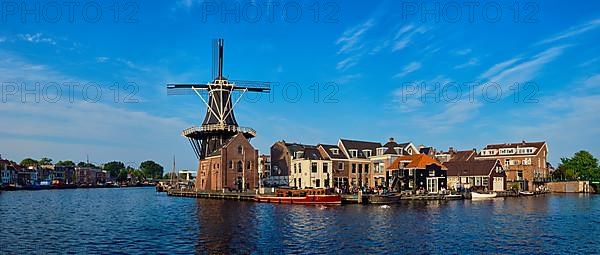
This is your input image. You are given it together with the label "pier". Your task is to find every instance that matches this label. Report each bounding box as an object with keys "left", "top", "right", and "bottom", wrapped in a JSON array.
[{"left": 167, "top": 190, "right": 257, "bottom": 201}]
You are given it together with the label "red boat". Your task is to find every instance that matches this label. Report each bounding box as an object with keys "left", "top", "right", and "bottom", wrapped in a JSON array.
[{"left": 256, "top": 188, "right": 341, "bottom": 205}]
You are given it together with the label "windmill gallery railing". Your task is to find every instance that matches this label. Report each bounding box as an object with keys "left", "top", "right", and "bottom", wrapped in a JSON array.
[{"left": 182, "top": 124, "right": 256, "bottom": 137}]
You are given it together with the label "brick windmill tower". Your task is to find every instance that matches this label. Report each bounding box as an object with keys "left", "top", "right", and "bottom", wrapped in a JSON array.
[{"left": 168, "top": 39, "right": 270, "bottom": 191}]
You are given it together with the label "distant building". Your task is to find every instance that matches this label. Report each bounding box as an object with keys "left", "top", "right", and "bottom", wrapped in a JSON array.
[
  {"left": 445, "top": 159, "right": 506, "bottom": 191},
  {"left": 476, "top": 141, "right": 549, "bottom": 191},
  {"left": 258, "top": 155, "right": 271, "bottom": 183},
  {"left": 179, "top": 170, "right": 196, "bottom": 181},
  {"left": 388, "top": 154, "right": 448, "bottom": 193},
  {"left": 370, "top": 138, "right": 419, "bottom": 188},
  {"left": 0, "top": 159, "right": 17, "bottom": 185},
  {"left": 74, "top": 167, "right": 105, "bottom": 185}
]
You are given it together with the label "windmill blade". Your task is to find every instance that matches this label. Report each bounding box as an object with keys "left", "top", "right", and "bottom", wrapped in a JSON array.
[
  {"left": 167, "top": 83, "right": 210, "bottom": 95},
  {"left": 230, "top": 80, "right": 271, "bottom": 92}
]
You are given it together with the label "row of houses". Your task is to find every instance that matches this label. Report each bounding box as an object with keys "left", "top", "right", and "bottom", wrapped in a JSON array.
[
  {"left": 0, "top": 157, "right": 107, "bottom": 187},
  {"left": 263, "top": 139, "right": 549, "bottom": 192}
]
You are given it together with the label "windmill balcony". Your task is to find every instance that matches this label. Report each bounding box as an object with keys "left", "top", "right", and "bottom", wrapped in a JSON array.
[{"left": 182, "top": 124, "right": 256, "bottom": 137}]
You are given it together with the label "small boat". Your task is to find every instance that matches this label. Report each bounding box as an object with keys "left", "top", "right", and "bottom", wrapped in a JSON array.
[
  {"left": 255, "top": 188, "right": 341, "bottom": 205},
  {"left": 369, "top": 193, "right": 401, "bottom": 204},
  {"left": 471, "top": 192, "right": 497, "bottom": 199},
  {"left": 444, "top": 194, "right": 463, "bottom": 200},
  {"left": 519, "top": 191, "right": 535, "bottom": 196}
]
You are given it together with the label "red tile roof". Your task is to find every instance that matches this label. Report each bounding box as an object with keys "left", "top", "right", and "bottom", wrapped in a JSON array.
[{"left": 388, "top": 154, "right": 447, "bottom": 170}]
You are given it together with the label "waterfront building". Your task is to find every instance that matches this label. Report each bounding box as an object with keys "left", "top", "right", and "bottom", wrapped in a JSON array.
[
  {"left": 317, "top": 144, "right": 349, "bottom": 189},
  {"left": 258, "top": 155, "right": 271, "bottom": 185},
  {"left": 74, "top": 167, "right": 105, "bottom": 186},
  {"left": 270, "top": 141, "right": 312, "bottom": 187},
  {"left": 167, "top": 39, "right": 269, "bottom": 192},
  {"left": 289, "top": 146, "right": 332, "bottom": 189},
  {"left": 475, "top": 141, "right": 549, "bottom": 191},
  {"left": 0, "top": 159, "right": 17, "bottom": 185},
  {"left": 444, "top": 159, "right": 506, "bottom": 191},
  {"left": 370, "top": 138, "right": 419, "bottom": 188},
  {"left": 196, "top": 133, "right": 259, "bottom": 191},
  {"left": 338, "top": 139, "right": 381, "bottom": 188},
  {"left": 388, "top": 154, "right": 448, "bottom": 193}
]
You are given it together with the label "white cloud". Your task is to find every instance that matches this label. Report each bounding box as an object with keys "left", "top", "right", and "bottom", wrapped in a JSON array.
[
  {"left": 393, "top": 62, "right": 421, "bottom": 78},
  {"left": 391, "top": 25, "right": 428, "bottom": 52},
  {"left": 478, "top": 57, "right": 522, "bottom": 80},
  {"left": 537, "top": 18, "right": 600, "bottom": 45},
  {"left": 454, "top": 58, "right": 479, "bottom": 69},
  {"left": 336, "top": 19, "right": 374, "bottom": 55},
  {"left": 454, "top": 48, "right": 472, "bottom": 55},
  {"left": 17, "top": 33, "right": 56, "bottom": 45},
  {"left": 336, "top": 73, "right": 362, "bottom": 84},
  {"left": 96, "top": 57, "right": 110, "bottom": 63},
  {"left": 336, "top": 55, "right": 360, "bottom": 71}
]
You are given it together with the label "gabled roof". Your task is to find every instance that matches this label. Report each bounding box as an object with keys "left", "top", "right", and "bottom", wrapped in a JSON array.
[
  {"left": 444, "top": 159, "right": 500, "bottom": 176},
  {"left": 318, "top": 144, "right": 348, "bottom": 160},
  {"left": 388, "top": 154, "right": 447, "bottom": 170},
  {"left": 339, "top": 139, "right": 381, "bottom": 158},
  {"left": 419, "top": 147, "right": 434, "bottom": 155},
  {"left": 297, "top": 147, "right": 324, "bottom": 160},
  {"left": 449, "top": 150, "right": 476, "bottom": 162},
  {"left": 207, "top": 133, "right": 251, "bottom": 157}
]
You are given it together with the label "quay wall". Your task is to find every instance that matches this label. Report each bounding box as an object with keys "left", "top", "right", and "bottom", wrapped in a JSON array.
[{"left": 547, "top": 181, "right": 593, "bottom": 193}]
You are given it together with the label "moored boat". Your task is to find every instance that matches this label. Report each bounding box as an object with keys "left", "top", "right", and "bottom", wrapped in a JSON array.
[
  {"left": 444, "top": 194, "right": 463, "bottom": 200},
  {"left": 519, "top": 191, "right": 535, "bottom": 196},
  {"left": 255, "top": 188, "right": 341, "bottom": 205},
  {"left": 369, "top": 193, "right": 401, "bottom": 204},
  {"left": 471, "top": 192, "right": 497, "bottom": 199}
]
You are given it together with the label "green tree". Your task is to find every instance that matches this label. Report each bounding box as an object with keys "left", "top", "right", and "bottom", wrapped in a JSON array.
[
  {"left": 556, "top": 151, "right": 600, "bottom": 180},
  {"left": 117, "top": 169, "right": 129, "bottom": 182},
  {"left": 140, "top": 160, "right": 164, "bottom": 179},
  {"left": 77, "top": 162, "right": 97, "bottom": 168},
  {"left": 56, "top": 160, "right": 76, "bottom": 167},
  {"left": 39, "top": 157, "right": 53, "bottom": 165},
  {"left": 20, "top": 158, "right": 38, "bottom": 167},
  {"left": 104, "top": 161, "right": 125, "bottom": 178}
]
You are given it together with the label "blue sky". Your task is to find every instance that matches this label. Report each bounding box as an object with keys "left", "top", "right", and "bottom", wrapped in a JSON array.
[{"left": 1, "top": 0, "right": 599, "bottom": 170}]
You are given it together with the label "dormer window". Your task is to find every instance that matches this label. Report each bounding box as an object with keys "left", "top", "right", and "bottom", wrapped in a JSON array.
[
  {"left": 330, "top": 148, "right": 339, "bottom": 155},
  {"left": 363, "top": 150, "right": 372, "bottom": 158},
  {"left": 394, "top": 147, "right": 402, "bottom": 155},
  {"left": 376, "top": 148, "right": 385, "bottom": 156},
  {"left": 349, "top": 149, "right": 358, "bottom": 158},
  {"left": 295, "top": 151, "right": 304, "bottom": 159}
]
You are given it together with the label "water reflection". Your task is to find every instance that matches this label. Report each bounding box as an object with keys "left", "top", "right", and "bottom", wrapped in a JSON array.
[{"left": 1, "top": 188, "right": 599, "bottom": 254}]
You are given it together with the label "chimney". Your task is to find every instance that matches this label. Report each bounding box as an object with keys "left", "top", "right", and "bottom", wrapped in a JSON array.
[
  {"left": 522, "top": 140, "right": 526, "bottom": 144},
  {"left": 389, "top": 137, "right": 395, "bottom": 142}
]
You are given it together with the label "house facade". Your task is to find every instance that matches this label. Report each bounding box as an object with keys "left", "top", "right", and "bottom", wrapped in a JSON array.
[
  {"left": 196, "top": 133, "right": 259, "bottom": 191},
  {"left": 289, "top": 147, "right": 332, "bottom": 189},
  {"left": 0, "top": 159, "right": 17, "bottom": 185},
  {"left": 388, "top": 154, "right": 448, "bottom": 193},
  {"left": 475, "top": 141, "right": 549, "bottom": 191},
  {"left": 258, "top": 155, "right": 271, "bottom": 184},
  {"left": 270, "top": 141, "right": 312, "bottom": 186},
  {"left": 338, "top": 139, "right": 381, "bottom": 188},
  {"left": 370, "top": 138, "right": 419, "bottom": 188},
  {"left": 445, "top": 159, "right": 506, "bottom": 191},
  {"left": 318, "top": 144, "right": 349, "bottom": 189}
]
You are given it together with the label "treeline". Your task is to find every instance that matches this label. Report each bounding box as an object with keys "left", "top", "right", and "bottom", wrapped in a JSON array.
[
  {"left": 552, "top": 150, "right": 600, "bottom": 180},
  {"left": 17, "top": 157, "right": 165, "bottom": 180}
]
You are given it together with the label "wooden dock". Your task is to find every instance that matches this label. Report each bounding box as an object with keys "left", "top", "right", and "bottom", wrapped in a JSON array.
[{"left": 167, "top": 190, "right": 257, "bottom": 201}]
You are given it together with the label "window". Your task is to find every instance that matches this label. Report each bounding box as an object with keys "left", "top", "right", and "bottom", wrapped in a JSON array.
[
  {"left": 330, "top": 148, "right": 339, "bottom": 155},
  {"left": 358, "top": 164, "right": 363, "bottom": 173},
  {"left": 349, "top": 150, "right": 358, "bottom": 158},
  {"left": 238, "top": 146, "right": 243, "bottom": 154},
  {"left": 475, "top": 177, "right": 482, "bottom": 186},
  {"left": 394, "top": 147, "right": 402, "bottom": 155},
  {"left": 517, "top": 170, "right": 524, "bottom": 181},
  {"left": 228, "top": 160, "right": 233, "bottom": 169},
  {"left": 316, "top": 179, "right": 320, "bottom": 188},
  {"left": 351, "top": 178, "right": 357, "bottom": 186},
  {"left": 323, "top": 163, "right": 328, "bottom": 173},
  {"left": 338, "top": 162, "right": 344, "bottom": 171},
  {"left": 295, "top": 151, "right": 304, "bottom": 159},
  {"left": 429, "top": 170, "right": 435, "bottom": 176},
  {"left": 298, "top": 163, "right": 302, "bottom": 173},
  {"left": 363, "top": 150, "right": 372, "bottom": 158},
  {"left": 364, "top": 164, "right": 369, "bottom": 173},
  {"left": 522, "top": 158, "right": 531, "bottom": 166},
  {"left": 376, "top": 148, "right": 385, "bottom": 155},
  {"left": 409, "top": 169, "right": 414, "bottom": 176},
  {"left": 247, "top": 161, "right": 251, "bottom": 170},
  {"left": 311, "top": 162, "right": 318, "bottom": 173},
  {"left": 237, "top": 161, "right": 243, "bottom": 172},
  {"left": 352, "top": 164, "right": 356, "bottom": 173},
  {"left": 293, "top": 164, "right": 297, "bottom": 174},
  {"left": 483, "top": 177, "right": 489, "bottom": 186},
  {"left": 505, "top": 159, "right": 510, "bottom": 167}
]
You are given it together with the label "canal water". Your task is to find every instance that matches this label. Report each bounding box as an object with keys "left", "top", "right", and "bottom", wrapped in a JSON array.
[{"left": 1, "top": 187, "right": 599, "bottom": 254}]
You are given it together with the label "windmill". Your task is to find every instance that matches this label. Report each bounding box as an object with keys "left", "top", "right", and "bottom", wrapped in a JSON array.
[{"left": 167, "top": 39, "right": 271, "bottom": 160}]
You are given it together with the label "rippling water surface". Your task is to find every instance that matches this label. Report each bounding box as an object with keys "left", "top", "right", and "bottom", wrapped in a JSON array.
[{"left": 1, "top": 187, "right": 599, "bottom": 254}]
